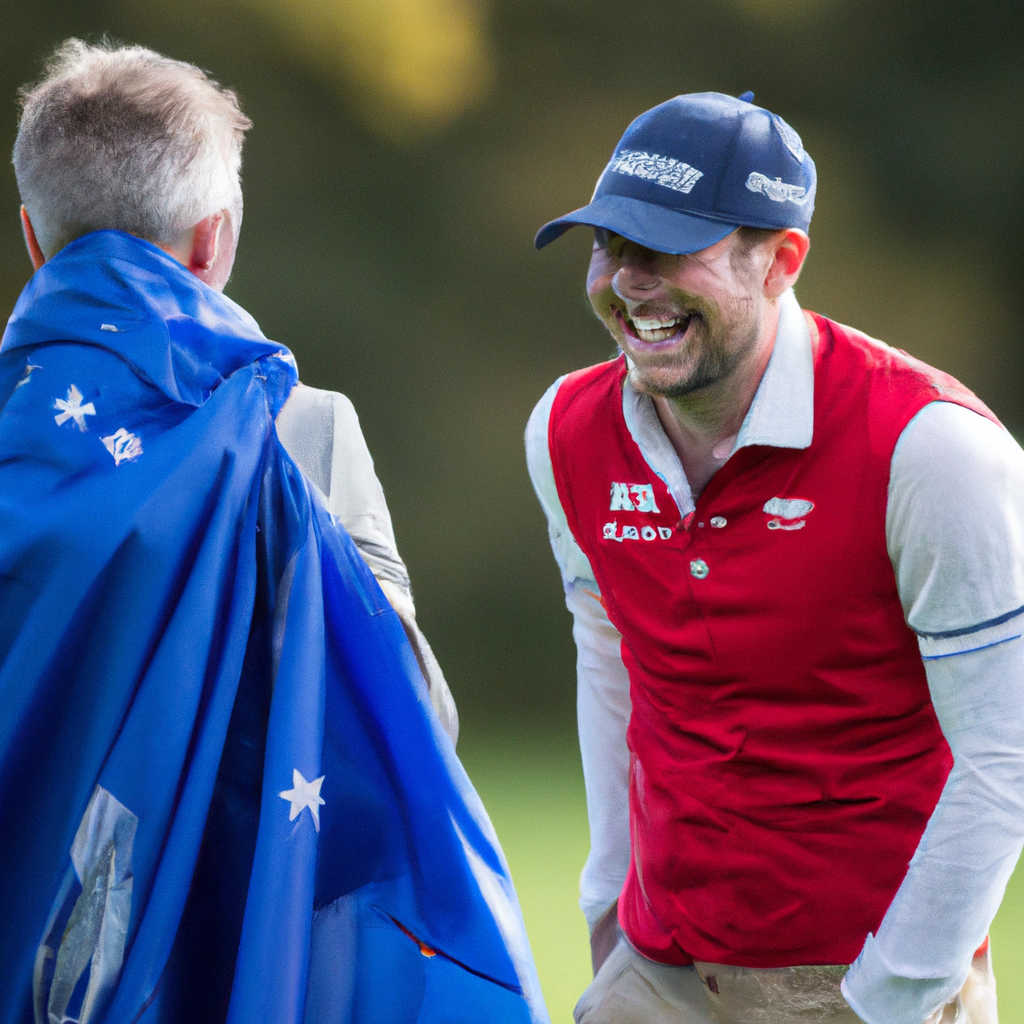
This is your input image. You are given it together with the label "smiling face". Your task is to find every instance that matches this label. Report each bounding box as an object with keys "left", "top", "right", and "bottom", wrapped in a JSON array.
[{"left": 586, "top": 228, "right": 780, "bottom": 400}]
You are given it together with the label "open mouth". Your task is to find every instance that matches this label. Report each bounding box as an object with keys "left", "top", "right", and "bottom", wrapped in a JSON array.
[{"left": 614, "top": 307, "right": 695, "bottom": 346}]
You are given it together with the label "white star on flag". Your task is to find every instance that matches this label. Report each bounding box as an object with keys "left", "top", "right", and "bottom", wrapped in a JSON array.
[
  {"left": 53, "top": 385, "right": 96, "bottom": 431},
  {"left": 101, "top": 428, "right": 143, "bottom": 466},
  {"left": 279, "top": 769, "right": 325, "bottom": 832},
  {"left": 16, "top": 363, "right": 41, "bottom": 389}
]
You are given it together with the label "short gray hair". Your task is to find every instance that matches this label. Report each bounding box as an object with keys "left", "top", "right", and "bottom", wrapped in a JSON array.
[{"left": 13, "top": 39, "right": 252, "bottom": 258}]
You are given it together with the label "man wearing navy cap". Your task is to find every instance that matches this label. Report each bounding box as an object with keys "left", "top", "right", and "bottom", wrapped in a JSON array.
[{"left": 526, "top": 92, "right": 1024, "bottom": 1024}]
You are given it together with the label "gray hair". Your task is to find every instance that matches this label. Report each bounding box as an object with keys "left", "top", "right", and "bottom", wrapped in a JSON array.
[{"left": 13, "top": 40, "right": 252, "bottom": 258}]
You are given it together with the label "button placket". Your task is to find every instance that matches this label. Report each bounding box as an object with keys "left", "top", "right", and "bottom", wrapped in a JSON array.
[{"left": 688, "top": 509, "right": 728, "bottom": 577}]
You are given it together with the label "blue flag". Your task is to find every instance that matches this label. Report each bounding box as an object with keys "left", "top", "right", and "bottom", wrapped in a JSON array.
[{"left": 0, "top": 231, "right": 548, "bottom": 1024}]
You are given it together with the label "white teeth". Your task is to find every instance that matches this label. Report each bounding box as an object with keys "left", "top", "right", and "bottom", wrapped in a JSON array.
[
  {"left": 629, "top": 314, "right": 687, "bottom": 344},
  {"left": 632, "top": 316, "right": 680, "bottom": 331}
]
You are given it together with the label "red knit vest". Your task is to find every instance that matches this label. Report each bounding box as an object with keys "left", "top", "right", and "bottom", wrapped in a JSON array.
[{"left": 548, "top": 314, "right": 999, "bottom": 968}]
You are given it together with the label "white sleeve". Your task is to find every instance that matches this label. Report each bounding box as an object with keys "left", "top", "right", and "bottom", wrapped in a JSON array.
[
  {"left": 276, "top": 383, "right": 458, "bottom": 743},
  {"left": 276, "top": 383, "right": 410, "bottom": 592},
  {"left": 885, "top": 402, "right": 1024, "bottom": 651},
  {"left": 525, "top": 378, "right": 598, "bottom": 588},
  {"left": 568, "top": 584, "right": 633, "bottom": 931},
  {"left": 843, "top": 402, "right": 1024, "bottom": 1024},
  {"left": 526, "top": 381, "right": 632, "bottom": 931}
]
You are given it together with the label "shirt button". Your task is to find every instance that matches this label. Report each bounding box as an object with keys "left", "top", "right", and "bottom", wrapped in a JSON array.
[
  {"left": 690, "top": 559, "right": 709, "bottom": 579},
  {"left": 710, "top": 516, "right": 727, "bottom": 529}
]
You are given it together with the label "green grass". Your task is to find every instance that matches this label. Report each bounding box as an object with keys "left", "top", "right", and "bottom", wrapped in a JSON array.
[
  {"left": 460, "top": 732, "right": 1024, "bottom": 1024},
  {"left": 991, "top": 866, "right": 1024, "bottom": 1018},
  {"left": 460, "top": 733, "right": 592, "bottom": 1023}
]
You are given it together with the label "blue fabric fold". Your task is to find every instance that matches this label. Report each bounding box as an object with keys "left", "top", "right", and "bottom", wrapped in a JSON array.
[{"left": 0, "top": 231, "right": 547, "bottom": 1024}]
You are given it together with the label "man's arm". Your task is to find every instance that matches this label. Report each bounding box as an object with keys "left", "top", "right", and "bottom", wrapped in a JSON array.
[
  {"left": 276, "top": 383, "right": 458, "bottom": 743},
  {"left": 843, "top": 401, "right": 1024, "bottom": 1024},
  {"left": 526, "top": 380, "right": 632, "bottom": 972}
]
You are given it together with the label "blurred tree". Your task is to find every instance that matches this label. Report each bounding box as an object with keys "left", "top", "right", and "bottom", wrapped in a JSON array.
[
  {"left": 0, "top": 0, "right": 1019, "bottom": 733},
  {"left": 237, "top": 0, "right": 494, "bottom": 136}
]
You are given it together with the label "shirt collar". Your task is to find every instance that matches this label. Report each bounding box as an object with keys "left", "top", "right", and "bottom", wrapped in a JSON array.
[
  {"left": 621, "top": 288, "right": 814, "bottom": 515},
  {"left": 734, "top": 287, "right": 814, "bottom": 451}
]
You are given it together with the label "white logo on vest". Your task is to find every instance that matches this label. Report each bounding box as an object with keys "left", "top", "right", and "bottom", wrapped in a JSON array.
[
  {"left": 603, "top": 520, "right": 674, "bottom": 543},
  {"left": 610, "top": 482, "right": 661, "bottom": 513},
  {"left": 763, "top": 496, "right": 814, "bottom": 531}
]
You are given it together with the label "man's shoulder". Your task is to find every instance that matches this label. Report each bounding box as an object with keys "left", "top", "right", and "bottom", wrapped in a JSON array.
[
  {"left": 276, "top": 381, "right": 364, "bottom": 435},
  {"left": 807, "top": 311, "right": 1000, "bottom": 428},
  {"left": 527, "top": 358, "right": 625, "bottom": 453},
  {"left": 561, "top": 356, "right": 626, "bottom": 394},
  {"left": 279, "top": 381, "right": 353, "bottom": 415},
  {"left": 809, "top": 311, "right": 959, "bottom": 385},
  {"left": 544, "top": 357, "right": 625, "bottom": 424}
]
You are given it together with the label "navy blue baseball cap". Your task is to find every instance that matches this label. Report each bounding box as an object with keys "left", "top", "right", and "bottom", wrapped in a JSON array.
[{"left": 535, "top": 91, "right": 815, "bottom": 255}]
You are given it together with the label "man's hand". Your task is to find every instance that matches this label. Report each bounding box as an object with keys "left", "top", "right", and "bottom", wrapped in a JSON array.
[
  {"left": 922, "top": 998, "right": 960, "bottom": 1024},
  {"left": 377, "top": 578, "right": 459, "bottom": 744},
  {"left": 590, "top": 900, "right": 620, "bottom": 975}
]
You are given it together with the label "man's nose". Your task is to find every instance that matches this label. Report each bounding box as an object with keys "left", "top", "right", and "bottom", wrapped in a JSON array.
[{"left": 611, "top": 250, "right": 662, "bottom": 300}]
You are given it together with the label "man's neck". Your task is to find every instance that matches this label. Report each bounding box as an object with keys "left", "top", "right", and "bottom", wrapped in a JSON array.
[{"left": 649, "top": 306, "right": 780, "bottom": 500}]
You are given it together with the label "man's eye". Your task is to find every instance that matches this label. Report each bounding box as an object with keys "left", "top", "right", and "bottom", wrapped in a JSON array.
[{"left": 594, "top": 227, "right": 611, "bottom": 249}]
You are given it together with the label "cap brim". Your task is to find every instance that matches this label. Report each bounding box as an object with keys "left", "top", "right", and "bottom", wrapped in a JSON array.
[{"left": 535, "top": 194, "right": 738, "bottom": 255}]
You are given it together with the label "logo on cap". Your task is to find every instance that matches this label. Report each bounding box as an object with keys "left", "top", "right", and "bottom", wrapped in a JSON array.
[
  {"left": 609, "top": 150, "right": 704, "bottom": 195},
  {"left": 746, "top": 172, "right": 809, "bottom": 205}
]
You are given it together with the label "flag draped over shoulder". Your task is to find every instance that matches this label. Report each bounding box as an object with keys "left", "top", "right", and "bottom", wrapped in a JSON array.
[{"left": 0, "top": 231, "right": 547, "bottom": 1024}]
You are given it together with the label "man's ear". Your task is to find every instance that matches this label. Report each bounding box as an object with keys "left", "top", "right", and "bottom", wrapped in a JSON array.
[
  {"left": 184, "top": 210, "right": 238, "bottom": 291},
  {"left": 20, "top": 207, "right": 45, "bottom": 270},
  {"left": 763, "top": 229, "right": 810, "bottom": 299},
  {"left": 186, "top": 212, "right": 224, "bottom": 276}
]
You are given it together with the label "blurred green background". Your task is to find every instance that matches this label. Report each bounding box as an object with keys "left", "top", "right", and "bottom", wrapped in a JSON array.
[{"left": 1, "top": 1, "right": 1021, "bottom": 1019}]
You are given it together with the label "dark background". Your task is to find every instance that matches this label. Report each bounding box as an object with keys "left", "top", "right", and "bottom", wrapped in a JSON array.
[{"left": 2, "top": 0, "right": 1021, "bottom": 737}]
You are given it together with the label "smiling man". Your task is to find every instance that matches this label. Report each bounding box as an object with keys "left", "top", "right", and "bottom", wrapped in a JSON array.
[{"left": 526, "top": 92, "right": 1024, "bottom": 1024}]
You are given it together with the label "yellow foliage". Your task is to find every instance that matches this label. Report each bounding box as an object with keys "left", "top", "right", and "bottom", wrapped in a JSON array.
[{"left": 240, "top": 0, "right": 493, "bottom": 137}]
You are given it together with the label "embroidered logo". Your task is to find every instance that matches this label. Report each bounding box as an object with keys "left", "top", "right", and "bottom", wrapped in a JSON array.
[
  {"left": 101, "top": 428, "right": 143, "bottom": 465},
  {"left": 763, "top": 496, "right": 814, "bottom": 530},
  {"left": 745, "top": 172, "right": 809, "bottom": 205},
  {"left": 53, "top": 385, "right": 96, "bottom": 431},
  {"left": 610, "top": 482, "right": 661, "bottom": 513},
  {"left": 609, "top": 150, "right": 704, "bottom": 195},
  {"left": 603, "top": 520, "right": 674, "bottom": 543}
]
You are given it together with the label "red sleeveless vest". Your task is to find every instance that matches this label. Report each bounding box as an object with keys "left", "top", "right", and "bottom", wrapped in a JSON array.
[{"left": 548, "top": 314, "right": 999, "bottom": 968}]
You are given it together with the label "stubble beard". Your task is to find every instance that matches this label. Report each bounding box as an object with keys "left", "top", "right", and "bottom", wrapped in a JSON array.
[{"left": 626, "top": 299, "right": 760, "bottom": 400}]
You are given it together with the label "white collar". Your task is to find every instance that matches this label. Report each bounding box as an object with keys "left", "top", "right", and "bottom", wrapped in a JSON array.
[{"left": 622, "top": 289, "right": 814, "bottom": 516}]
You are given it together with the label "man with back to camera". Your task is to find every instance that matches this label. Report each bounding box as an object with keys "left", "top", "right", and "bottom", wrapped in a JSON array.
[
  {"left": 0, "top": 40, "right": 547, "bottom": 1023},
  {"left": 526, "top": 91, "right": 1024, "bottom": 1024},
  {"left": 13, "top": 39, "right": 458, "bottom": 745}
]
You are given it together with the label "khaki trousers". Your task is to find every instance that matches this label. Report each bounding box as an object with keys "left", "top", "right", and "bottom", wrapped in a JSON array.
[{"left": 574, "top": 937, "right": 998, "bottom": 1024}]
